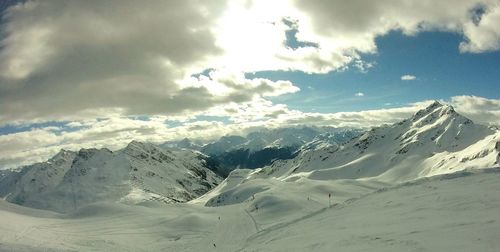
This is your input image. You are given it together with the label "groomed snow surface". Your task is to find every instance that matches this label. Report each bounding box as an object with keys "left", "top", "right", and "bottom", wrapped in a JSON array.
[{"left": 1, "top": 168, "right": 500, "bottom": 251}]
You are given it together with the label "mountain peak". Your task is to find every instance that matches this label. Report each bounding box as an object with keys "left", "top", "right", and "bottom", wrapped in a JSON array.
[
  {"left": 3, "top": 140, "right": 222, "bottom": 213},
  {"left": 412, "top": 101, "right": 459, "bottom": 122},
  {"left": 127, "top": 140, "right": 143, "bottom": 147},
  {"left": 179, "top": 138, "right": 191, "bottom": 144},
  {"left": 125, "top": 140, "right": 157, "bottom": 151},
  {"left": 48, "top": 149, "right": 76, "bottom": 163},
  {"left": 54, "top": 149, "right": 73, "bottom": 156},
  {"left": 125, "top": 140, "right": 154, "bottom": 153},
  {"left": 427, "top": 100, "right": 443, "bottom": 109}
]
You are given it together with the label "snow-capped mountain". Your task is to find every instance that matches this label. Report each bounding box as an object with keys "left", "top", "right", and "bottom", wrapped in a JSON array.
[
  {"left": 200, "top": 127, "right": 361, "bottom": 155},
  {"left": 201, "top": 135, "right": 249, "bottom": 155},
  {"left": 0, "top": 141, "right": 222, "bottom": 212},
  {"left": 203, "top": 101, "right": 500, "bottom": 207},
  {"left": 159, "top": 127, "right": 361, "bottom": 177},
  {"left": 161, "top": 137, "right": 204, "bottom": 151},
  {"left": 261, "top": 101, "right": 499, "bottom": 182},
  {"left": 0, "top": 169, "right": 20, "bottom": 197},
  {"left": 299, "top": 132, "right": 343, "bottom": 152},
  {"left": 191, "top": 127, "right": 362, "bottom": 176}
]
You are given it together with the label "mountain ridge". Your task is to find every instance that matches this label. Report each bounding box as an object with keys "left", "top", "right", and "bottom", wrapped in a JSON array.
[
  {"left": 202, "top": 101, "right": 500, "bottom": 207},
  {"left": 0, "top": 141, "right": 223, "bottom": 212},
  {"left": 169, "top": 126, "right": 363, "bottom": 176}
]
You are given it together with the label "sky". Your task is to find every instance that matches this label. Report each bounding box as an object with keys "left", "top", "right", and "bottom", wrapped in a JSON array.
[{"left": 0, "top": 0, "right": 499, "bottom": 168}]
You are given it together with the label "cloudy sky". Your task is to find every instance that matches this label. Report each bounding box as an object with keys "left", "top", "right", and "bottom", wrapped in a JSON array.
[{"left": 1, "top": 0, "right": 500, "bottom": 168}]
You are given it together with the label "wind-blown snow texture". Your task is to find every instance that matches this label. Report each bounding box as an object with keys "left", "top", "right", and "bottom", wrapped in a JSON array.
[{"left": 0, "top": 102, "right": 499, "bottom": 251}]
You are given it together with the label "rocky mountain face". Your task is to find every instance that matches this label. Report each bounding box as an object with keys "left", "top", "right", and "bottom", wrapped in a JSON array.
[
  {"left": 0, "top": 141, "right": 222, "bottom": 213},
  {"left": 496, "top": 141, "right": 500, "bottom": 164}
]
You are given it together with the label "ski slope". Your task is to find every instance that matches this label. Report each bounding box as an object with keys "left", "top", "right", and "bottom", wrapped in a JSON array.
[
  {"left": 241, "top": 168, "right": 500, "bottom": 252},
  {"left": 1, "top": 168, "right": 500, "bottom": 251}
]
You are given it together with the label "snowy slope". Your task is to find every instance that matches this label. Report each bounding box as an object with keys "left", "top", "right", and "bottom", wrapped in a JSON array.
[
  {"left": 257, "top": 101, "right": 499, "bottom": 182},
  {"left": 0, "top": 168, "right": 499, "bottom": 251},
  {"left": 299, "top": 132, "right": 342, "bottom": 152},
  {"left": 0, "top": 169, "right": 21, "bottom": 197},
  {"left": 1, "top": 141, "right": 222, "bottom": 212},
  {"left": 241, "top": 168, "right": 500, "bottom": 252}
]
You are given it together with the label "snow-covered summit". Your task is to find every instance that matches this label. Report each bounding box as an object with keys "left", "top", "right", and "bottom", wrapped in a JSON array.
[
  {"left": 247, "top": 102, "right": 499, "bottom": 182},
  {"left": 299, "top": 133, "right": 341, "bottom": 152},
  {"left": 196, "top": 126, "right": 361, "bottom": 156},
  {"left": 0, "top": 141, "right": 222, "bottom": 213},
  {"left": 47, "top": 149, "right": 76, "bottom": 164}
]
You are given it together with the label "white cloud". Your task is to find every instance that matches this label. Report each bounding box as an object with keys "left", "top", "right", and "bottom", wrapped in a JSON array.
[
  {"left": 460, "top": 3, "right": 500, "bottom": 53},
  {"left": 182, "top": 70, "right": 300, "bottom": 98},
  {"left": 401, "top": 75, "right": 417, "bottom": 81},
  {"left": 0, "top": 0, "right": 225, "bottom": 123},
  {"left": 448, "top": 95, "right": 500, "bottom": 125},
  {"left": 291, "top": 0, "right": 500, "bottom": 54},
  {"left": 0, "top": 1, "right": 309, "bottom": 124},
  {"left": 355, "top": 92, "right": 365, "bottom": 97},
  {"left": 1, "top": 1, "right": 500, "bottom": 125}
]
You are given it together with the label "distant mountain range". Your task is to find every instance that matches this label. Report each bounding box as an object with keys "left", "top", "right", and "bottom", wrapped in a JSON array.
[{"left": 163, "top": 126, "right": 362, "bottom": 176}]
